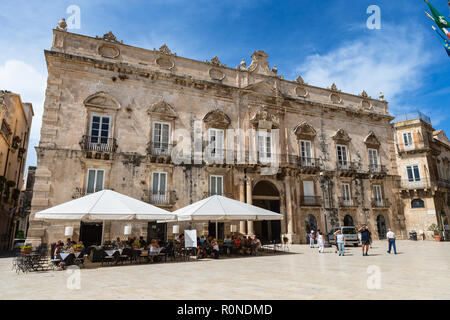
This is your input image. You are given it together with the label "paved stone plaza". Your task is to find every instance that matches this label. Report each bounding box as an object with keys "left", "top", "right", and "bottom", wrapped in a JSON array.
[{"left": 1, "top": 240, "right": 449, "bottom": 300}]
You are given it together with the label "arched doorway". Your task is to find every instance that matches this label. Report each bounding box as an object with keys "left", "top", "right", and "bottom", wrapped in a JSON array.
[
  {"left": 305, "top": 214, "right": 317, "bottom": 242},
  {"left": 377, "top": 215, "right": 387, "bottom": 239},
  {"left": 252, "top": 181, "right": 281, "bottom": 243},
  {"left": 344, "top": 215, "right": 354, "bottom": 226}
]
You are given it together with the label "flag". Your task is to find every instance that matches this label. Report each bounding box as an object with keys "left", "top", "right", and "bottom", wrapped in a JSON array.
[
  {"left": 425, "top": 0, "right": 450, "bottom": 39},
  {"left": 432, "top": 25, "right": 450, "bottom": 57}
]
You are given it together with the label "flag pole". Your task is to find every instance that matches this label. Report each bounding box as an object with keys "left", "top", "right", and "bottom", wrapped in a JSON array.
[{"left": 425, "top": 11, "right": 435, "bottom": 21}]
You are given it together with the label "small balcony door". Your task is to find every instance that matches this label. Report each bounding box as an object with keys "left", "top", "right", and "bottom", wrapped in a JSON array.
[
  {"left": 210, "top": 175, "right": 223, "bottom": 196},
  {"left": 208, "top": 128, "right": 224, "bottom": 161},
  {"left": 89, "top": 115, "right": 111, "bottom": 146},
  {"left": 152, "top": 172, "right": 167, "bottom": 203},
  {"left": 373, "top": 185, "right": 383, "bottom": 206},
  {"left": 403, "top": 132, "right": 413, "bottom": 147},
  {"left": 152, "top": 122, "right": 171, "bottom": 155},
  {"left": 303, "top": 180, "right": 315, "bottom": 205},
  {"left": 337, "top": 145, "right": 348, "bottom": 169},
  {"left": 300, "top": 140, "right": 312, "bottom": 166},
  {"left": 258, "top": 131, "right": 272, "bottom": 162},
  {"left": 342, "top": 183, "right": 352, "bottom": 206},
  {"left": 86, "top": 169, "right": 105, "bottom": 194},
  {"left": 368, "top": 148, "right": 379, "bottom": 172}
]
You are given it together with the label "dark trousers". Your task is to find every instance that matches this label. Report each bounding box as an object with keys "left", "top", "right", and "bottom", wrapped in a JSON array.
[{"left": 388, "top": 239, "right": 397, "bottom": 254}]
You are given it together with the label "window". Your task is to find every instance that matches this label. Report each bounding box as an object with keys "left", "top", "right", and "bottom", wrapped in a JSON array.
[
  {"left": 300, "top": 140, "right": 312, "bottom": 166},
  {"left": 89, "top": 115, "right": 111, "bottom": 144},
  {"left": 373, "top": 185, "right": 383, "bottom": 205},
  {"left": 337, "top": 145, "right": 348, "bottom": 169},
  {"left": 208, "top": 128, "right": 224, "bottom": 160},
  {"left": 152, "top": 172, "right": 167, "bottom": 203},
  {"left": 258, "top": 131, "right": 272, "bottom": 161},
  {"left": 302, "top": 181, "right": 315, "bottom": 205},
  {"left": 342, "top": 183, "right": 351, "bottom": 205},
  {"left": 368, "top": 149, "right": 379, "bottom": 172},
  {"left": 210, "top": 175, "right": 223, "bottom": 196},
  {"left": 152, "top": 121, "right": 171, "bottom": 154},
  {"left": 411, "top": 198, "right": 425, "bottom": 208},
  {"left": 406, "top": 165, "right": 421, "bottom": 182},
  {"left": 86, "top": 169, "right": 105, "bottom": 194},
  {"left": 403, "top": 132, "right": 413, "bottom": 146}
]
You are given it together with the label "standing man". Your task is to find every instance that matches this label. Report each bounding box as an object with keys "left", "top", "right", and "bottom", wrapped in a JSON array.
[
  {"left": 335, "top": 230, "right": 345, "bottom": 256},
  {"left": 358, "top": 225, "right": 371, "bottom": 256},
  {"left": 309, "top": 230, "right": 315, "bottom": 248},
  {"left": 386, "top": 228, "right": 397, "bottom": 254}
]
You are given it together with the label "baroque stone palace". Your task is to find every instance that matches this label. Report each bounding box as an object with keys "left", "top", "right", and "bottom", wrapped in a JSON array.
[{"left": 28, "top": 25, "right": 407, "bottom": 246}]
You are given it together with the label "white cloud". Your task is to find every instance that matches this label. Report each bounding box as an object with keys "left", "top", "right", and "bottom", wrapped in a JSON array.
[
  {"left": 0, "top": 60, "right": 47, "bottom": 167},
  {"left": 296, "top": 26, "right": 432, "bottom": 114}
]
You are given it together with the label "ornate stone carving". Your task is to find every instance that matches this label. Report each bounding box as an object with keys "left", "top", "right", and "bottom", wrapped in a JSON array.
[
  {"left": 207, "top": 56, "right": 223, "bottom": 67},
  {"left": 330, "top": 83, "right": 340, "bottom": 92},
  {"left": 98, "top": 44, "right": 120, "bottom": 59},
  {"left": 156, "top": 44, "right": 176, "bottom": 56},
  {"left": 379, "top": 92, "right": 385, "bottom": 101},
  {"left": 250, "top": 108, "right": 280, "bottom": 129},
  {"left": 293, "top": 122, "right": 317, "bottom": 140},
  {"left": 155, "top": 56, "right": 175, "bottom": 70},
  {"left": 330, "top": 93, "right": 342, "bottom": 104},
  {"left": 147, "top": 101, "right": 177, "bottom": 119},
  {"left": 364, "top": 131, "right": 381, "bottom": 148},
  {"left": 360, "top": 90, "right": 369, "bottom": 98},
  {"left": 332, "top": 128, "right": 351, "bottom": 143},
  {"left": 295, "top": 86, "right": 308, "bottom": 98},
  {"left": 239, "top": 59, "right": 247, "bottom": 70},
  {"left": 361, "top": 100, "right": 371, "bottom": 110},
  {"left": 296, "top": 75, "right": 304, "bottom": 84},
  {"left": 246, "top": 51, "right": 277, "bottom": 76},
  {"left": 84, "top": 92, "right": 121, "bottom": 110},
  {"left": 244, "top": 81, "right": 282, "bottom": 97},
  {"left": 208, "top": 68, "right": 226, "bottom": 81},
  {"left": 97, "top": 31, "right": 123, "bottom": 44},
  {"left": 203, "top": 109, "right": 231, "bottom": 129},
  {"left": 57, "top": 18, "right": 67, "bottom": 31}
]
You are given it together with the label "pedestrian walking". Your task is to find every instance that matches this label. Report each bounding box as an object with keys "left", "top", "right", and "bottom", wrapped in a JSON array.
[
  {"left": 358, "top": 225, "right": 371, "bottom": 256},
  {"left": 386, "top": 228, "right": 397, "bottom": 254},
  {"left": 336, "top": 230, "right": 345, "bottom": 256},
  {"left": 309, "top": 230, "right": 315, "bottom": 248},
  {"left": 317, "top": 231, "right": 324, "bottom": 253}
]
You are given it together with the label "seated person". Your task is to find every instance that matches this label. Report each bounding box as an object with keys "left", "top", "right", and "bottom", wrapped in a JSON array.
[
  {"left": 233, "top": 236, "right": 242, "bottom": 249},
  {"left": 211, "top": 239, "right": 220, "bottom": 259},
  {"left": 112, "top": 237, "right": 122, "bottom": 249},
  {"left": 224, "top": 235, "right": 232, "bottom": 246},
  {"left": 149, "top": 240, "right": 160, "bottom": 262},
  {"left": 199, "top": 235, "right": 206, "bottom": 245},
  {"left": 139, "top": 236, "right": 147, "bottom": 248}
]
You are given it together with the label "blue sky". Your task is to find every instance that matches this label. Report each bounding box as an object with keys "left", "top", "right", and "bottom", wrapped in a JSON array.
[{"left": 0, "top": 0, "right": 449, "bottom": 170}]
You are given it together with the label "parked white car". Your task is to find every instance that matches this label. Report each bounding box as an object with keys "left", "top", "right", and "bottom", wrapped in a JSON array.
[{"left": 328, "top": 226, "right": 360, "bottom": 246}]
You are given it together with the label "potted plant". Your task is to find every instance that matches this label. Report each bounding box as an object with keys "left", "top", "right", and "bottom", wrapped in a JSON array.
[
  {"left": 20, "top": 245, "right": 32, "bottom": 255},
  {"left": 428, "top": 224, "right": 443, "bottom": 242},
  {"left": 74, "top": 244, "right": 84, "bottom": 252}
]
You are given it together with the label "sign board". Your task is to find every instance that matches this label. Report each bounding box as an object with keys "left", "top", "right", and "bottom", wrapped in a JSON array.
[
  {"left": 184, "top": 229, "right": 197, "bottom": 248},
  {"left": 427, "top": 210, "right": 436, "bottom": 215}
]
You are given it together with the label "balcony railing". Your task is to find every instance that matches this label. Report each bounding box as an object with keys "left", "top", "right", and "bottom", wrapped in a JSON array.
[
  {"left": 81, "top": 135, "right": 117, "bottom": 153},
  {"left": 299, "top": 157, "right": 321, "bottom": 168},
  {"left": 336, "top": 161, "right": 357, "bottom": 171},
  {"left": 147, "top": 190, "right": 177, "bottom": 206},
  {"left": 300, "top": 196, "right": 322, "bottom": 206},
  {"left": 338, "top": 197, "right": 358, "bottom": 207},
  {"left": 369, "top": 164, "right": 387, "bottom": 174},
  {"left": 400, "top": 178, "right": 433, "bottom": 190},
  {"left": 371, "top": 198, "right": 390, "bottom": 208},
  {"left": 148, "top": 142, "right": 172, "bottom": 156}
]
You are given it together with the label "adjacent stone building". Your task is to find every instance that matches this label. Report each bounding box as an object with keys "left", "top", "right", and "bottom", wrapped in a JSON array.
[
  {"left": 0, "top": 91, "right": 33, "bottom": 251},
  {"left": 393, "top": 113, "right": 450, "bottom": 239},
  {"left": 27, "top": 26, "right": 406, "bottom": 246}
]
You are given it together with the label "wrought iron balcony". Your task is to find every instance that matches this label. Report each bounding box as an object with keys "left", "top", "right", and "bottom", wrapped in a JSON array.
[
  {"left": 336, "top": 161, "right": 357, "bottom": 171},
  {"left": 371, "top": 198, "right": 391, "bottom": 208},
  {"left": 299, "top": 157, "right": 321, "bottom": 168},
  {"left": 147, "top": 142, "right": 173, "bottom": 156},
  {"left": 369, "top": 164, "right": 387, "bottom": 174},
  {"left": 147, "top": 190, "right": 177, "bottom": 206},
  {"left": 338, "top": 197, "right": 358, "bottom": 207},
  {"left": 300, "top": 196, "right": 322, "bottom": 207},
  {"left": 80, "top": 135, "right": 117, "bottom": 153}
]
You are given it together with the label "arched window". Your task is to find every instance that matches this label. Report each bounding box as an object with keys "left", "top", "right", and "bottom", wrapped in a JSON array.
[
  {"left": 344, "top": 215, "right": 354, "bottom": 226},
  {"left": 411, "top": 198, "right": 425, "bottom": 208}
]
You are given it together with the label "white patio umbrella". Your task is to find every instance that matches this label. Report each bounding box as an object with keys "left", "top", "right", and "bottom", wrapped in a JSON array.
[
  {"left": 34, "top": 189, "right": 176, "bottom": 221},
  {"left": 173, "top": 195, "right": 283, "bottom": 237}
]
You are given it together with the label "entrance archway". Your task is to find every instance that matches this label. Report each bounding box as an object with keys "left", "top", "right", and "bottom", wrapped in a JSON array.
[
  {"left": 305, "top": 214, "right": 317, "bottom": 242},
  {"left": 344, "top": 215, "right": 354, "bottom": 226},
  {"left": 377, "top": 215, "right": 387, "bottom": 239},
  {"left": 252, "top": 181, "right": 281, "bottom": 244}
]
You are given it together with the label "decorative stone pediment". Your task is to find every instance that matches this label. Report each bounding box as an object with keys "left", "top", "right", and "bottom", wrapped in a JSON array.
[
  {"left": 250, "top": 108, "right": 280, "bottom": 129},
  {"left": 156, "top": 44, "right": 176, "bottom": 56},
  {"left": 296, "top": 75, "right": 305, "bottom": 84},
  {"left": 332, "top": 128, "right": 351, "bottom": 143},
  {"left": 84, "top": 92, "right": 121, "bottom": 111},
  {"left": 208, "top": 68, "right": 226, "bottom": 81},
  {"left": 330, "top": 93, "right": 342, "bottom": 104},
  {"left": 207, "top": 56, "right": 224, "bottom": 67},
  {"left": 295, "top": 86, "right": 308, "bottom": 98},
  {"left": 98, "top": 44, "right": 120, "bottom": 59},
  {"left": 96, "top": 31, "right": 123, "bottom": 44},
  {"left": 246, "top": 51, "right": 277, "bottom": 76},
  {"left": 364, "top": 131, "right": 381, "bottom": 148},
  {"left": 244, "top": 81, "right": 282, "bottom": 97},
  {"left": 147, "top": 101, "right": 177, "bottom": 120},
  {"left": 203, "top": 109, "right": 231, "bottom": 129},
  {"left": 155, "top": 56, "right": 175, "bottom": 70},
  {"left": 293, "top": 122, "right": 317, "bottom": 140}
]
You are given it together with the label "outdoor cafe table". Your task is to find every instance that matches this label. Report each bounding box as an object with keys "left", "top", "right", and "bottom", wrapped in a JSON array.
[
  {"left": 104, "top": 249, "right": 123, "bottom": 256},
  {"left": 59, "top": 252, "right": 73, "bottom": 261}
]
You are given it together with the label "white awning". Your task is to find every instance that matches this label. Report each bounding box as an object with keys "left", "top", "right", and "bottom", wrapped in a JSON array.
[
  {"left": 34, "top": 189, "right": 176, "bottom": 221},
  {"left": 173, "top": 195, "right": 283, "bottom": 221}
]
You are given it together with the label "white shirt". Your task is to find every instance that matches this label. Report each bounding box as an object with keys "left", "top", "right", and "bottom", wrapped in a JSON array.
[
  {"left": 336, "top": 234, "right": 345, "bottom": 243},
  {"left": 387, "top": 231, "right": 395, "bottom": 239}
]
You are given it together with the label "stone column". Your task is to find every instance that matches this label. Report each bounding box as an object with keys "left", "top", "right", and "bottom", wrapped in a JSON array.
[
  {"left": 239, "top": 178, "right": 246, "bottom": 234},
  {"left": 284, "top": 174, "right": 294, "bottom": 238},
  {"left": 246, "top": 177, "right": 254, "bottom": 236}
]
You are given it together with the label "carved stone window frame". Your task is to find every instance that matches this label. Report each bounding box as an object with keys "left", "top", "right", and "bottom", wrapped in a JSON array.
[
  {"left": 147, "top": 101, "right": 178, "bottom": 147},
  {"left": 83, "top": 92, "right": 121, "bottom": 140}
]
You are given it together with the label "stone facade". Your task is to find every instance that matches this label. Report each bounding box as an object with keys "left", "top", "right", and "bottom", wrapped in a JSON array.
[
  {"left": 0, "top": 91, "right": 33, "bottom": 251},
  {"left": 28, "top": 28, "right": 405, "bottom": 246},
  {"left": 393, "top": 114, "right": 450, "bottom": 239}
]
